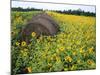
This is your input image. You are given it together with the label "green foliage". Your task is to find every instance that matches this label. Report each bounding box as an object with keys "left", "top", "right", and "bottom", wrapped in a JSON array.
[{"left": 11, "top": 11, "right": 96, "bottom": 75}]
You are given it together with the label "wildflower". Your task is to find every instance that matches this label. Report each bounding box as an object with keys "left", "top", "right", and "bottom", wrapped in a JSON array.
[
  {"left": 87, "top": 59, "right": 94, "bottom": 65},
  {"left": 21, "top": 41, "right": 26, "bottom": 47},
  {"left": 59, "top": 47, "right": 65, "bottom": 51},
  {"left": 65, "top": 56, "right": 72, "bottom": 62},
  {"left": 31, "top": 32, "right": 36, "bottom": 37},
  {"left": 15, "top": 42, "right": 20, "bottom": 46},
  {"left": 88, "top": 47, "right": 94, "bottom": 53},
  {"left": 21, "top": 50, "right": 28, "bottom": 57},
  {"left": 27, "top": 67, "right": 32, "bottom": 73}
]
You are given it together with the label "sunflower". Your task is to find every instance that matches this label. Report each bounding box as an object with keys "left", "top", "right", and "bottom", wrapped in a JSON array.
[
  {"left": 21, "top": 41, "right": 26, "bottom": 47},
  {"left": 88, "top": 47, "right": 94, "bottom": 53},
  {"left": 15, "top": 42, "right": 20, "bottom": 46},
  {"left": 87, "top": 59, "right": 94, "bottom": 65},
  {"left": 31, "top": 32, "right": 36, "bottom": 37},
  {"left": 65, "top": 56, "right": 72, "bottom": 62},
  {"left": 59, "top": 47, "right": 65, "bottom": 51}
]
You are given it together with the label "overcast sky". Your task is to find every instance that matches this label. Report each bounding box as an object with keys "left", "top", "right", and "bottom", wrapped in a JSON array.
[{"left": 12, "top": 1, "right": 96, "bottom": 13}]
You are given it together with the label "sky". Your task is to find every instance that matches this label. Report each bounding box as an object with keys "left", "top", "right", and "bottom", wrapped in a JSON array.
[{"left": 12, "top": 1, "right": 96, "bottom": 13}]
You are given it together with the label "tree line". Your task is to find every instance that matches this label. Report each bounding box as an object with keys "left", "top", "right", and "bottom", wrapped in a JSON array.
[{"left": 12, "top": 7, "right": 96, "bottom": 17}]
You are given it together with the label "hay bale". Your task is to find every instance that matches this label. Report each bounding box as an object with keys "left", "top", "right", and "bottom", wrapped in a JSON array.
[{"left": 20, "top": 13, "right": 59, "bottom": 43}]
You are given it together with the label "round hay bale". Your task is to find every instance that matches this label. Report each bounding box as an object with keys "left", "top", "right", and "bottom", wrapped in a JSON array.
[
  {"left": 20, "top": 13, "right": 59, "bottom": 43},
  {"left": 31, "top": 13, "right": 59, "bottom": 31}
]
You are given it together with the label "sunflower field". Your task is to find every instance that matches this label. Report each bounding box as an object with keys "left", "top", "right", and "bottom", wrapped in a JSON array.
[{"left": 11, "top": 11, "right": 96, "bottom": 75}]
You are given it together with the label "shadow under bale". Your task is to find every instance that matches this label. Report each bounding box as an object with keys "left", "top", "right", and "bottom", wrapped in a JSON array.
[{"left": 20, "top": 13, "right": 59, "bottom": 43}]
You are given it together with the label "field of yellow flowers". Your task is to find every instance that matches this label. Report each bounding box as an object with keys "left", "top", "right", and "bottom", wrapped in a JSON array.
[{"left": 11, "top": 11, "right": 96, "bottom": 74}]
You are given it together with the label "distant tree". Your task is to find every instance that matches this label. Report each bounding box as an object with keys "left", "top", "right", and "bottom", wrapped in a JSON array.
[{"left": 11, "top": 7, "right": 96, "bottom": 17}]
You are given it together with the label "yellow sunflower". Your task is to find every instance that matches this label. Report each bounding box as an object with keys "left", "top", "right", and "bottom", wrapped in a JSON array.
[
  {"left": 87, "top": 59, "right": 94, "bottom": 65},
  {"left": 65, "top": 56, "right": 72, "bottom": 62},
  {"left": 31, "top": 32, "right": 36, "bottom": 37},
  {"left": 21, "top": 41, "right": 26, "bottom": 47},
  {"left": 88, "top": 47, "right": 94, "bottom": 53},
  {"left": 15, "top": 42, "right": 20, "bottom": 46},
  {"left": 59, "top": 47, "right": 65, "bottom": 51}
]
